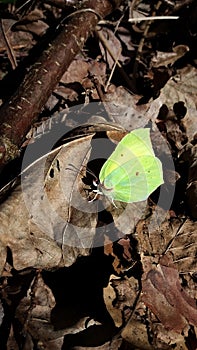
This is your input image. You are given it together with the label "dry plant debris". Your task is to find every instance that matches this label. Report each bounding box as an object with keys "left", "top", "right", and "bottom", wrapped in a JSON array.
[{"left": 0, "top": 0, "right": 197, "bottom": 349}]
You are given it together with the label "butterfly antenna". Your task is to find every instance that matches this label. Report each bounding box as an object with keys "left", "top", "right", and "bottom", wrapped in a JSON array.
[
  {"left": 66, "top": 163, "right": 86, "bottom": 177},
  {"left": 66, "top": 163, "right": 99, "bottom": 183},
  {"left": 85, "top": 167, "right": 98, "bottom": 181}
]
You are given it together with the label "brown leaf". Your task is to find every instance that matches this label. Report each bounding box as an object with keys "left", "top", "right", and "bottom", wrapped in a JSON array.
[
  {"left": 0, "top": 134, "right": 98, "bottom": 273},
  {"left": 135, "top": 210, "right": 176, "bottom": 257},
  {"left": 121, "top": 318, "right": 153, "bottom": 350},
  {"left": 60, "top": 58, "right": 91, "bottom": 85},
  {"left": 137, "top": 212, "right": 197, "bottom": 274},
  {"left": 57, "top": 58, "right": 106, "bottom": 100},
  {"left": 179, "top": 143, "right": 197, "bottom": 218},
  {"left": 12, "top": 9, "right": 48, "bottom": 36},
  {"left": 105, "top": 199, "right": 147, "bottom": 237},
  {"left": 15, "top": 273, "right": 95, "bottom": 347},
  {"left": 0, "top": 19, "right": 34, "bottom": 55},
  {"left": 103, "top": 275, "right": 123, "bottom": 327},
  {"left": 167, "top": 218, "right": 197, "bottom": 274},
  {"left": 142, "top": 254, "right": 197, "bottom": 333},
  {"left": 105, "top": 86, "right": 158, "bottom": 129},
  {"left": 98, "top": 28, "right": 128, "bottom": 69},
  {"left": 152, "top": 65, "right": 197, "bottom": 141},
  {"left": 151, "top": 45, "right": 189, "bottom": 68},
  {"left": 117, "top": 237, "right": 133, "bottom": 261}
]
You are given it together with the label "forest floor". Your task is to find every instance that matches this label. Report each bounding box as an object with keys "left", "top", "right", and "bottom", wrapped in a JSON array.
[{"left": 0, "top": 1, "right": 197, "bottom": 349}]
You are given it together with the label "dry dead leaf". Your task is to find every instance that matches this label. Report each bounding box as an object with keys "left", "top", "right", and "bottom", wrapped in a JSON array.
[
  {"left": 150, "top": 322, "right": 189, "bottom": 350},
  {"left": 137, "top": 212, "right": 197, "bottom": 274},
  {"left": 133, "top": 207, "right": 197, "bottom": 346},
  {"left": 12, "top": 9, "right": 48, "bottom": 36},
  {"left": 56, "top": 58, "right": 106, "bottom": 101},
  {"left": 60, "top": 58, "right": 106, "bottom": 86},
  {"left": 167, "top": 218, "right": 197, "bottom": 274},
  {"left": 15, "top": 273, "right": 57, "bottom": 341},
  {"left": 60, "top": 58, "right": 91, "bottom": 85},
  {"left": 179, "top": 142, "right": 197, "bottom": 218},
  {"left": 142, "top": 254, "right": 197, "bottom": 333},
  {"left": 136, "top": 209, "right": 176, "bottom": 257},
  {"left": 0, "top": 19, "right": 34, "bottom": 55},
  {"left": 153, "top": 65, "right": 197, "bottom": 141},
  {"left": 121, "top": 295, "right": 191, "bottom": 350},
  {"left": 121, "top": 318, "right": 153, "bottom": 350},
  {"left": 0, "top": 134, "right": 98, "bottom": 273},
  {"left": 103, "top": 275, "right": 123, "bottom": 327},
  {"left": 98, "top": 27, "right": 128, "bottom": 69},
  {"left": 103, "top": 198, "right": 147, "bottom": 237},
  {"left": 104, "top": 86, "right": 162, "bottom": 129},
  {"left": 151, "top": 45, "right": 189, "bottom": 68},
  {"left": 14, "top": 273, "right": 102, "bottom": 348},
  {"left": 116, "top": 26, "right": 136, "bottom": 52}
]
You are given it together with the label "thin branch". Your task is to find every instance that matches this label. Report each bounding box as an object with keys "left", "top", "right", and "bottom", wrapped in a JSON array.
[
  {"left": 96, "top": 25, "right": 135, "bottom": 92},
  {"left": 0, "top": 19, "right": 17, "bottom": 69},
  {"left": 128, "top": 16, "right": 179, "bottom": 22}
]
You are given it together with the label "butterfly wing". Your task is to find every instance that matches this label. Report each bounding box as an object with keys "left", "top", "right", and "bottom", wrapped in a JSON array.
[
  {"left": 99, "top": 128, "right": 164, "bottom": 203},
  {"left": 99, "top": 129, "right": 154, "bottom": 182}
]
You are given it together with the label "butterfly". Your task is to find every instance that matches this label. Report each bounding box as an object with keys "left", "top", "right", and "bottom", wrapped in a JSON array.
[{"left": 93, "top": 128, "right": 164, "bottom": 204}]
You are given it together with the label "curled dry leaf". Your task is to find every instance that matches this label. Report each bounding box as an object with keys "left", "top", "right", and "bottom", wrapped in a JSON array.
[
  {"left": 159, "top": 114, "right": 187, "bottom": 151},
  {"left": 103, "top": 275, "right": 123, "bottom": 328},
  {"left": 0, "top": 134, "right": 98, "bottom": 273},
  {"left": 15, "top": 273, "right": 58, "bottom": 344},
  {"left": 103, "top": 274, "right": 140, "bottom": 334},
  {"left": 0, "top": 19, "right": 34, "bottom": 58},
  {"left": 57, "top": 57, "right": 107, "bottom": 101},
  {"left": 151, "top": 45, "right": 189, "bottom": 68}
]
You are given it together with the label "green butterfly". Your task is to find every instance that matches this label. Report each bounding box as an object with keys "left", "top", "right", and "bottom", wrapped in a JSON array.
[{"left": 94, "top": 128, "right": 163, "bottom": 203}]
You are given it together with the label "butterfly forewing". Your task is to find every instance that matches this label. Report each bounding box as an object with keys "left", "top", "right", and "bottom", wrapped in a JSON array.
[{"left": 119, "top": 128, "right": 155, "bottom": 158}]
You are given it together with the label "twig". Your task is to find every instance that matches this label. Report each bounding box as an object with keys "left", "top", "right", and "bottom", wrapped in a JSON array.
[
  {"left": 104, "top": 48, "right": 121, "bottom": 92},
  {"left": 128, "top": 16, "right": 179, "bottom": 22},
  {"left": 96, "top": 25, "right": 135, "bottom": 92},
  {"left": 132, "top": 1, "right": 162, "bottom": 84},
  {"left": 0, "top": 19, "right": 17, "bottom": 69}
]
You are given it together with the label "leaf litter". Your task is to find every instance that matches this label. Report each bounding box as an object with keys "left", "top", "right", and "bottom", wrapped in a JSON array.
[{"left": 0, "top": 0, "right": 197, "bottom": 349}]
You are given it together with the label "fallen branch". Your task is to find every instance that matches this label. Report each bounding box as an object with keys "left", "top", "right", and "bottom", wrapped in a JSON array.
[{"left": 0, "top": 0, "right": 122, "bottom": 169}]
